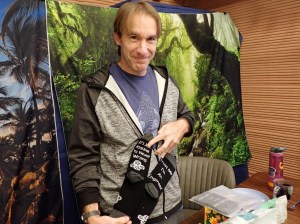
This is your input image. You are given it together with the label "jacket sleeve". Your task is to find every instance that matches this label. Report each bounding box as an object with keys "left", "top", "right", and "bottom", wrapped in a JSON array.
[
  {"left": 67, "top": 83, "right": 102, "bottom": 211},
  {"left": 177, "top": 91, "right": 195, "bottom": 137},
  {"left": 169, "top": 76, "right": 195, "bottom": 137}
]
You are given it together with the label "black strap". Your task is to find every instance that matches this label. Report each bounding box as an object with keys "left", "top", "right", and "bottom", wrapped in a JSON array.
[
  {"left": 111, "top": 134, "right": 176, "bottom": 223},
  {"left": 111, "top": 133, "right": 153, "bottom": 217},
  {"left": 130, "top": 154, "right": 176, "bottom": 224}
]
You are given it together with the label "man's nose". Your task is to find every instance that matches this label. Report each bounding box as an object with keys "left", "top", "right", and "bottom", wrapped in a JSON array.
[{"left": 137, "top": 40, "right": 148, "bottom": 54}]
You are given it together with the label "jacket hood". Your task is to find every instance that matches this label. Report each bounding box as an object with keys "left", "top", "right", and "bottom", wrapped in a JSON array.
[{"left": 81, "top": 63, "right": 169, "bottom": 87}]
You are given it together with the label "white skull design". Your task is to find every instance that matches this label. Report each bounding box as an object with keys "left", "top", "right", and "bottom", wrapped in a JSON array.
[
  {"left": 130, "top": 160, "right": 145, "bottom": 171},
  {"left": 115, "top": 195, "right": 122, "bottom": 203},
  {"left": 137, "top": 214, "right": 149, "bottom": 224}
]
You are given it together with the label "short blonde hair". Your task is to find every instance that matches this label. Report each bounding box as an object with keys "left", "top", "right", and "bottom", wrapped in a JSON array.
[{"left": 113, "top": 1, "right": 162, "bottom": 38}]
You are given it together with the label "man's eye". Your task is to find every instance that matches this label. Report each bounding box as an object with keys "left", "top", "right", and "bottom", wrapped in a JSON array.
[
  {"left": 130, "top": 36, "right": 137, "bottom": 40},
  {"left": 148, "top": 37, "right": 157, "bottom": 42}
]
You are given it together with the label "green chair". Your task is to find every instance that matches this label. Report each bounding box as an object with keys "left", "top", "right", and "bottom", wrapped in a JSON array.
[{"left": 178, "top": 156, "right": 236, "bottom": 216}]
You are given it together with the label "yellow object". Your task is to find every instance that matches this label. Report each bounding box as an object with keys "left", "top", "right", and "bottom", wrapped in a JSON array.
[
  {"left": 279, "top": 162, "right": 284, "bottom": 170},
  {"left": 204, "top": 207, "right": 228, "bottom": 224},
  {"left": 268, "top": 181, "right": 274, "bottom": 189}
]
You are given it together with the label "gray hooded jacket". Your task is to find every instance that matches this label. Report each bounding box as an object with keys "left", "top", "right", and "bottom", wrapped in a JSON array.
[{"left": 68, "top": 64, "right": 194, "bottom": 221}]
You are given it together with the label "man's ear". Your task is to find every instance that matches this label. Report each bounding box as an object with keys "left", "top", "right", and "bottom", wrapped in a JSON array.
[{"left": 114, "top": 32, "right": 121, "bottom": 45}]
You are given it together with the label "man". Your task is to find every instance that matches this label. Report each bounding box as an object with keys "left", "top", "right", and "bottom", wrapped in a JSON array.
[{"left": 68, "top": 2, "right": 194, "bottom": 224}]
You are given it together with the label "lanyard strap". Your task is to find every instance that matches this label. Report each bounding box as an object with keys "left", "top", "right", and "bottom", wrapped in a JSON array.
[
  {"left": 112, "top": 133, "right": 153, "bottom": 217},
  {"left": 111, "top": 133, "right": 176, "bottom": 224},
  {"left": 131, "top": 154, "right": 176, "bottom": 224}
]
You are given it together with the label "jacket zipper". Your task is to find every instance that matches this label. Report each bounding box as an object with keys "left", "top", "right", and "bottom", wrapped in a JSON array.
[
  {"left": 86, "top": 81, "right": 144, "bottom": 137},
  {"left": 157, "top": 74, "right": 169, "bottom": 220}
]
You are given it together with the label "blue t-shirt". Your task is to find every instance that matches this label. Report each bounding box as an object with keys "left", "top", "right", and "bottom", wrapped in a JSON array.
[{"left": 109, "top": 63, "right": 160, "bottom": 136}]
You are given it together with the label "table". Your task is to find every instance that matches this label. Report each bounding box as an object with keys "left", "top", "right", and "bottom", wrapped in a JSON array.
[
  {"left": 238, "top": 172, "right": 300, "bottom": 224},
  {"left": 181, "top": 172, "right": 300, "bottom": 224}
]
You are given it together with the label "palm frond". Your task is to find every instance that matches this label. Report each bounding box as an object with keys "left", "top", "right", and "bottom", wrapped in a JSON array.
[{"left": 0, "top": 97, "right": 22, "bottom": 111}]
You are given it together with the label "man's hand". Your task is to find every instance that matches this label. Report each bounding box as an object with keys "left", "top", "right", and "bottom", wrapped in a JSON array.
[
  {"left": 86, "top": 215, "right": 132, "bottom": 224},
  {"left": 147, "top": 118, "right": 190, "bottom": 158},
  {"left": 83, "top": 203, "right": 131, "bottom": 224}
]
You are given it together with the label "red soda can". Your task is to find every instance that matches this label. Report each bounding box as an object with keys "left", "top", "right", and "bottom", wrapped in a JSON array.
[{"left": 267, "top": 146, "right": 286, "bottom": 190}]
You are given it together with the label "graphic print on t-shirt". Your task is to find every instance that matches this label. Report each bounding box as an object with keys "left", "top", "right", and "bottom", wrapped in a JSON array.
[
  {"left": 109, "top": 63, "right": 160, "bottom": 135},
  {"left": 137, "top": 91, "right": 160, "bottom": 135}
]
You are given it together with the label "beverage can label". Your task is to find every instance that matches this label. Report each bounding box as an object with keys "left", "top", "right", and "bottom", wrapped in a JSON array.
[{"left": 268, "top": 152, "right": 284, "bottom": 189}]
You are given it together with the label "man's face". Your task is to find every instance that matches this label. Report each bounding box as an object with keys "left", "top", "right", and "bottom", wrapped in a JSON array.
[{"left": 114, "top": 13, "right": 158, "bottom": 76}]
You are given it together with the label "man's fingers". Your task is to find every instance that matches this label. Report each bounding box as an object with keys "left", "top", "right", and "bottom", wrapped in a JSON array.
[
  {"left": 154, "top": 147, "right": 163, "bottom": 156},
  {"left": 154, "top": 142, "right": 172, "bottom": 158},
  {"left": 160, "top": 152, "right": 167, "bottom": 158},
  {"left": 116, "top": 216, "right": 131, "bottom": 224},
  {"left": 147, "top": 135, "right": 162, "bottom": 148}
]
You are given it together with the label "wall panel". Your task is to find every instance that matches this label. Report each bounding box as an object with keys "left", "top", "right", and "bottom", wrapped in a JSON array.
[{"left": 183, "top": 0, "right": 300, "bottom": 181}]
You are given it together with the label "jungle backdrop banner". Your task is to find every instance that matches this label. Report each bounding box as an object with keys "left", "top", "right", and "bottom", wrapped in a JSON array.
[
  {"left": 46, "top": 0, "right": 251, "bottom": 167},
  {"left": 0, "top": 0, "right": 63, "bottom": 223}
]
